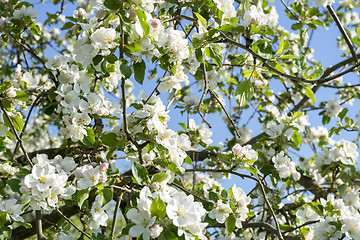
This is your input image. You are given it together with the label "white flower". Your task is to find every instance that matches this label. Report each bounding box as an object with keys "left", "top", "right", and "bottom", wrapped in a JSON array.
[
  {"left": 149, "top": 224, "right": 163, "bottom": 238},
  {"left": 13, "top": 5, "right": 38, "bottom": 19},
  {"left": 232, "top": 144, "right": 258, "bottom": 162},
  {"left": 90, "top": 27, "right": 119, "bottom": 54},
  {"left": 208, "top": 200, "right": 232, "bottom": 223},
  {"left": 0, "top": 162, "right": 17, "bottom": 175},
  {"left": 166, "top": 192, "right": 206, "bottom": 227},
  {"left": 0, "top": 199, "right": 24, "bottom": 222},
  {"left": 51, "top": 155, "right": 77, "bottom": 174},
  {"left": 314, "top": 0, "right": 335, "bottom": 7},
  {"left": 230, "top": 185, "right": 251, "bottom": 227},
  {"left": 55, "top": 232, "right": 75, "bottom": 240},
  {"left": 126, "top": 208, "right": 156, "bottom": 240},
  {"left": 244, "top": 5, "right": 274, "bottom": 27},
  {"left": 77, "top": 165, "right": 103, "bottom": 189},
  {"left": 89, "top": 195, "right": 109, "bottom": 229}
]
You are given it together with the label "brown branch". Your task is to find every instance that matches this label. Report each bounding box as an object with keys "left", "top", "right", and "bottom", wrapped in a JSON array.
[
  {"left": 13, "top": 93, "right": 43, "bottom": 159},
  {"left": 111, "top": 192, "right": 124, "bottom": 239},
  {"left": 222, "top": 34, "right": 360, "bottom": 85},
  {"left": 56, "top": 208, "right": 91, "bottom": 239},
  {"left": 0, "top": 101, "right": 33, "bottom": 167},
  {"left": 280, "top": 0, "right": 300, "bottom": 22},
  {"left": 10, "top": 205, "right": 79, "bottom": 240},
  {"left": 35, "top": 210, "right": 48, "bottom": 240},
  {"left": 198, "top": 61, "right": 212, "bottom": 128},
  {"left": 118, "top": 10, "right": 144, "bottom": 164},
  {"left": 209, "top": 89, "right": 241, "bottom": 139},
  {"left": 327, "top": 5, "right": 358, "bottom": 62}
]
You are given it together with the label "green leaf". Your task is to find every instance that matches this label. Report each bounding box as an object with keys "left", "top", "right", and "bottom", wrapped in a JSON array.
[
  {"left": 77, "top": 189, "right": 90, "bottom": 209},
  {"left": 225, "top": 215, "right": 236, "bottom": 235},
  {"left": 131, "top": 162, "right": 149, "bottom": 185},
  {"left": 14, "top": 91, "right": 29, "bottom": 101},
  {"left": 119, "top": 60, "right": 132, "bottom": 79},
  {"left": 16, "top": 222, "right": 32, "bottom": 229},
  {"left": 235, "top": 79, "right": 254, "bottom": 107},
  {"left": 0, "top": 226, "right": 11, "bottom": 240},
  {"left": 104, "top": 0, "right": 122, "bottom": 10},
  {"left": 151, "top": 172, "right": 168, "bottom": 183},
  {"left": 322, "top": 115, "right": 330, "bottom": 125},
  {"left": 6, "top": 179, "right": 21, "bottom": 193},
  {"left": 133, "top": 60, "right": 146, "bottom": 85},
  {"left": 61, "top": 22, "right": 74, "bottom": 30},
  {"left": 150, "top": 195, "right": 166, "bottom": 220},
  {"left": 338, "top": 108, "right": 348, "bottom": 120},
  {"left": 3, "top": 115, "right": 23, "bottom": 132},
  {"left": 353, "top": 37, "right": 360, "bottom": 47},
  {"left": 194, "top": 12, "right": 207, "bottom": 27},
  {"left": 293, "top": 130, "right": 302, "bottom": 146},
  {"left": 206, "top": 44, "right": 223, "bottom": 66},
  {"left": 252, "top": 39, "right": 273, "bottom": 59},
  {"left": 292, "top": 111, "right": 303, "bottom": 120},
  {"left": 304, "top": 87, "right": 316, "bottom": 104},
  {"left": 0, "top": 212, "right": 7, "bottom": 226},
  {"left": 275, "top": 38, "right": 289, "bottom": 56},
  {"left": 219, "top": 24, "right": 234, "bottom": 31},
  {"left": 164, "top": 0, "right": 178, "bottom": 3},
  {"left": 291, "top": 22, "right": 304, "bottom": 30},
  {"left": 135, "top": 9, "right": 150, "bottom": 35},
  {"left": 82, "top": 128, "right": 96, "bottom": 148},
  {"left": 93, "top": 55, "right": 103, "bottom": 65},
  {"left": 245, "top": 166, "right": 258, "bottom": 177},
  {"left": 98, "top": 188, "right": 113, "bottom": 205},
  {"left": 184, "top": 155, "right": 192, "bottom": 165},
  {"left": 101, "top": 133, "right": 118, "bottom": 147},
  {"left": 238, "top": 0, "right": 249, "bottom": 19},
  {"left": 356, "top": 27, "right": 360, "bottom": 37}
]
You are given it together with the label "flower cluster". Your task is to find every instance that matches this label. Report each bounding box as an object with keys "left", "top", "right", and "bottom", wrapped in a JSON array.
[
  {"left": 20, "top": 154, "right": 75, "bottom": 210},
  {"left": 272, "top": 151, "right": 300, "bottom": 180}
]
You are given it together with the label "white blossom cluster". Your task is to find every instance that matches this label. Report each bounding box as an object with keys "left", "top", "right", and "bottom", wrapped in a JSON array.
[
  {"left": 272, "top": 151, "right": 301, "bottom": 180},
  {"left": 20, "top": 154, "right": 76, "bottom": 210}
]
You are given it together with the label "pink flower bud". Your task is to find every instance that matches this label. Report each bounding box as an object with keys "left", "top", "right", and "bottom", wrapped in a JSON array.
[{"left": 99, "top": 162, "right": 109, "bottom": 172}]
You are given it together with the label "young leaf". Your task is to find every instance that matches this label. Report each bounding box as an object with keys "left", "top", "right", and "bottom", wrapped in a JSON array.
[
  {"left": 225, "top": 215, "right": 236, "bottom": 235},
  {"left": 133, "top": 60, "right": 146, "bottom": 85},
  {"left": 194, "top": 12, "right": 206, "bottom": 27},
  {"left": 205, "top": 44, "right": 223, "bottom": 66},
  {"left": 119, "top": 60, "right": 132, "bottom": 79},
  {"left": 151, "top": 172, "right": 168, "bottom": 183},
  {"left": 235, "top": 79, "right": 254, "bottom": 107},
  {"left": 101, "top": 133, "right": 118, "bottom": 147},
  {"left": 304, "top": 87, "right": 316, "bottom": 104},
  {"left": 132, "top": 162, "right": 149, "bottom": 185},
  {"left": 150, "top": 195, "right": 166, "bottom": 220},
  {"left": 77, "top": 189, "right": 90, "bottom": 209},
  {"left": 82, "top": 128, "right": 96, "bottom": 148},
  {"left": 135, "top": 9, "right": 150, "bottom": 35},
  {"left": 104, "top": 0, "right": 122, "bottom": 10}
]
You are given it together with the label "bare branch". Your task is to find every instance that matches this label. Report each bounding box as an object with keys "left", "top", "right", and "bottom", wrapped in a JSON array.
[{"left": 327, "top": 5, "right": 358, "bottom": 62}]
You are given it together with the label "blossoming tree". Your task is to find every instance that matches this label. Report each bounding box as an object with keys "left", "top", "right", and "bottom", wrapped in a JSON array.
[{"left": 0, "top": 0, "right": 360, "bottom": 239}]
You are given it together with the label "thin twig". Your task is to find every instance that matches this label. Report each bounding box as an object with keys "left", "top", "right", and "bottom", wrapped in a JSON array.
[
  {"left": 209, "top": 89, "right": 241, "bottom": 138},
  {"left": 221, "top": 34, "right": 360, "bottom": 85},
  {"left": 198, "top": 61, "right": 212, "bottom": 128},
  {"left": 327, "top": 5, "right": 358, "bottom": 63},
  {"left": 111, "top": 192, "right": 124, "bottom": 239},
  {"left": 56, "top": 208, "right": 91, "bottom": 239},
  {"left": 13, "top": 94, "right": 43, "bottom": 159},
  {"left": 118, "top": 10, "right": 144, "bottom": 164},
  {"left": 280, "top": 0, "right": 300, "bottom": 22},
  {"left": 0, "top": 101, "right": 33, "bottom": 167},
  {"left": 35, "top": 210, "right": 47, "bottom": 240}
]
